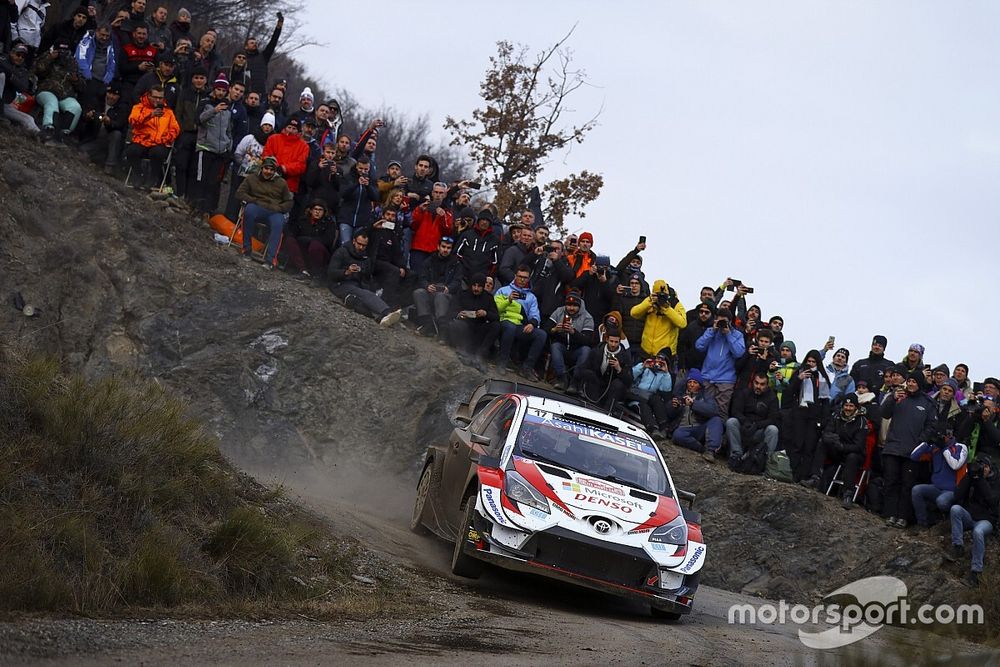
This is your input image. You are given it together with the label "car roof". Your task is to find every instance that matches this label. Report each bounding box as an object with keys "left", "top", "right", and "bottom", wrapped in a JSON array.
[{"left": 519, "top": 394, "right": 650, "bottom": 440}]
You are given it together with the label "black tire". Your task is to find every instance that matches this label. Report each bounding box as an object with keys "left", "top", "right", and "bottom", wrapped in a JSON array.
[
  {"left": 451, "top": 497, "right": 484, "bottom": 579},
  {"left": 410, "top": 462, "right": 436, "bottom": 535},
  {"left": 651, "top": 607, "right": 683, "bottom": 622}
]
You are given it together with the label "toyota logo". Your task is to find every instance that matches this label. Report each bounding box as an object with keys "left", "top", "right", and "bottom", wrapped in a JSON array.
[{"left": 594, "top": 519, "right": 612, "bottom": 534}]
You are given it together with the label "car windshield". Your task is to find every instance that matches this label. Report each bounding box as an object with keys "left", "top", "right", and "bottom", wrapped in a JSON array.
[{"left": 513, "top": 411, "right": 670, "bottom": 495}]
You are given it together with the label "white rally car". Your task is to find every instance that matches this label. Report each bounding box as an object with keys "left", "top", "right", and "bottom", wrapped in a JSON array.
[{"left": 411, "top": 380, "right": 706, "bottom": 620}]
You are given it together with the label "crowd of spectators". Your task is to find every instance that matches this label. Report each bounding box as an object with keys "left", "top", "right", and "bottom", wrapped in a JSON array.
[{"left": 2, "top": 0, "right": 996, "bottom": 589}]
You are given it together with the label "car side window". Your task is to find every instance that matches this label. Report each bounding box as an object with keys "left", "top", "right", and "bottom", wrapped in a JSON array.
[
  {"left": 481, "top": 400, "right": 518, "bottom": 454},
  {"left": 470, "top": 397, "right": 504, "bottom": 434}
]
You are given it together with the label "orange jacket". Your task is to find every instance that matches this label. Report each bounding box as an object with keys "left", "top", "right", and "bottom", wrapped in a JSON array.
[
  {"left": 262, "top": 133, "right": 309, "bottom": 193},
  {"left": 128, "top": 93, "right": 180, "bottom": 148}
]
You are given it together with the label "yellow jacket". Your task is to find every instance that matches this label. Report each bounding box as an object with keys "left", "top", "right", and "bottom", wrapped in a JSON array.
[{"left": 630, "top": 279, "right": 687, "bottom": 355}]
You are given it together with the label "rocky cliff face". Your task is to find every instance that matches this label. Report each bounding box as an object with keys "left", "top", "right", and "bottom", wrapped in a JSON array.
[{"left": 0, "top": 131, "right": 975, "bottom": 611}]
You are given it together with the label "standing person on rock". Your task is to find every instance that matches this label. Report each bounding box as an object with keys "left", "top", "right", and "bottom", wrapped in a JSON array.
[
  {"left": 244, "top": 12, "right": 283, "bottom": 96},
  {"left": 192, "top": 73, "right": 233, "bottom": 215}
]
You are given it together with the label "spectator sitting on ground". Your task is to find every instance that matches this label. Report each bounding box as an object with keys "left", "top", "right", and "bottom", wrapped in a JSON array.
[
  {"left": 283, "top": 199, "right": 337, "bottom": 281},
  {"left": 234, "top": 155, "right": 292, "bottom": 269},
  {"left": 630, "top": 279, "right": 687, "bottom": 358},
  {"left": 327, "top": 229, "right": 403, "bottom": 327},
  {"left": 804, "top": 393, "right": 870, "bottom": 508},
  {"left": 627, "top": 348, "right": 674, "bottom": 439},
  {"left": 910, "top": 427, "right": 968, "bottom": 527},
  {"left": 125, "top": 84, "right": 179, "bottom": 189},
  {"left": 577, "top": 327, "right": 632, "bottom": 410},
  {"left": 412, "top": 236, "right": 463, "bottom": 337},
  {"left": 33, "top": 40, "right": 83, "bottom": 143},
  {"left": 451, "top": 273, "right": 501, "bottom": 372},
  {"left": 78, "top": 81, "right": 128, "bottom": 174},
  {"left": 945, "top": 455, "right": 999, "bottom": 587},
  {"left": 665, "top": 369, "right": 723, "bottom": 463},
  {"left": 494, "top": 265, "right": 547, "bottom": 381},
  {"left": 725, "top": 372, "right": 780, "bottom": 471},
  {"left": 0, "top": 43, "right": 41, "bottom": 133},
  {"left": 694, "top": 306, "right": 745, "bottom": 416},
  {"left": 546, "top": 291, "right": 595, "bottom": 392}
]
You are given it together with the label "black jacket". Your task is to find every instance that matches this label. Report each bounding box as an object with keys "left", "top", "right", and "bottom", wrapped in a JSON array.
[
  {"left": 246, "top": 19, "right": 282, "bottom": 95},
  {"left": 880, "top": 391, "right": 937, "bottom": 457},
  {"left": 0, "top": 54, "right": 32, "bottom": 104},
  {"left": 531, "top": 257, "right": 575, "bottom": 321},
  {"left": 850, "top": 354, "right": 893, "bottom": 395},
  {"left": 304, "top": 157, "right": 341, "bottom": 212},
  {"left": 677, "top": 319, "right": 709, "bottom": 372},
  {"left": 952, "top": 470, "right": 1000, "bottom": 524},
  {"left": 455, "top": 227, "right": 499, "bottom": 278},
  {"left": 327, "top": 243, "right": 374, "bottom": 289},
  {"left": 370, "top": 222, "right": 405, "bottom": 267},
  {"left": 287, "top": 212, "right": 337, "bottom": 250},
  {"left": 175, "top": 85, "right": 211, "bottom": 133},
  {"left": 581, "top": 343, "right": 633, "bottom": 384},
  {"left": 498, "top": 242, "right": 532, "bottom": 286},
  {"left": 730, "top": 387, "right": 780, "bottom": 432},
  {"left": 417, "top": 252, "right": 463, "bottom": 294},
  {"left": 820, "top": 411, "right": 868, "bottom": 457},
  {"left": 457, "top": 289, "right": 499, "bottom": 323},
  {"left": 337, "top": 168, "right": 379, "bottom": 231}
]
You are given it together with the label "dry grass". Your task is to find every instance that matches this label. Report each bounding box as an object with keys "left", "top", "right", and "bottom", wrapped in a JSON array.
[{"left": 0, "top": 347, "right": 406, "bottom": 619}]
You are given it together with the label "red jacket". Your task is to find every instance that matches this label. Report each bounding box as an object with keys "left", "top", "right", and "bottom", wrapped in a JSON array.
[
  {"left": 262, "top": 133, "right": 309, "bottom": 193},
  {"left": 410, "top": 205, "right": 454, "bottom": 253}
]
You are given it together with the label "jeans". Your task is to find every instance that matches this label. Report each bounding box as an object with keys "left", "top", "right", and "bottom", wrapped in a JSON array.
[
  {"left": 412, "top": 289, "right": 453, "bottom": 322},
  {"left": 950, "top": 505, "right": 994, "bottom": 572},
  {"left": 339, "top": 223, "right": 354, "bottom": 247},
  {"left": 725, "top": 419, "right": 779, "bottom": 457},
  {"left": 673, "top": 417, "right": 724, "bottom": 453},
  {"left": 912, "top": 485, "right": 955, "bottom": 527},
  {"left": 242, "top": 203, "right": 286, "bottom": 264},
  {"left": 498, "top": 321, "right": 547, "bottom": 369},
  {"left": 549, "top": 342, "right": 591, "bottom": 378},
  {"left": 35, "top": 91, "right": 81, "bottom": 132},
  {"left": 331, "top": 283, "right": 390, "bottom": 320}
]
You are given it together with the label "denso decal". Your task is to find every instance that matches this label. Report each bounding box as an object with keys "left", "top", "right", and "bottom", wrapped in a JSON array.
[
  {"left": 482, "top": 487, "right": 507, "bottom": 525},
  {"left": 576, "top": 476, "right": 625, "bottom": 495},
  {"left": 574, "top": 493, "right": 634, "bottom": 514},
  {"left": 680, "top": 545, "right": 705, "bottom": 573}
]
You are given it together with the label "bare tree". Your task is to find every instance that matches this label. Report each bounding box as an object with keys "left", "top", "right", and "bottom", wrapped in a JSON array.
[{"left": 444, "top": 27, "right": 603, "bottom": 233}]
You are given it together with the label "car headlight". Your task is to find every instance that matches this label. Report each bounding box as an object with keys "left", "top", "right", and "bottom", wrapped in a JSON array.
[
  {"left": 504, "top": 470, "right": 549, "bottom": 514},
  {"left": 649, "top": 515, "right": 688, "bottom": 545}
]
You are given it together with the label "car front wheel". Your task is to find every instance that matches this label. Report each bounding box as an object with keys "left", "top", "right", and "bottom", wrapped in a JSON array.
[
  {"left": 451, "top": 497, "right": 484, "bottom": 579},
  {"left": 410, "top": 462, "right": 436, "bottom": 535}
]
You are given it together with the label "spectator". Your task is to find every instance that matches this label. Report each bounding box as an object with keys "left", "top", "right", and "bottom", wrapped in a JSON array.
[
  {"left": 262, "top": 87, "right": 287, "bottom": 130},
  {"left": 119, "top": 24, "right": 157, "bottom": 102},
  {"left": 614, "top": 241, "right": 648, "bottom": 293},
  {"left": 350, "top": 121, "right": 382, "bottom": 176},
  {"left": 192, "top": 73, "right": 233, "bottom": 214},
  {"left": 497, "top": 224, "right": 533, "bottom": 285},
  {"left": 125, "top": 84, "right": 179, "bottom": 189},
  {"left": 667, "top": 369, "right": 723, "bottom": 463},
  {"left": 123, "top": 0, "right": 146, "bottom": 29},
  {"left": 0, "top": 43, "right": 39, "bottom": 133},
  {"left": 807, "top": 393, "right": 870, "bottom": 508},
  {"left": 191, "top": 31, "right": 219, "bottom": 79},
  {"left": 327, "top": 229, "right": 403, "bottom": 327},
  {"left": 78, "top": 81, "right": 127, "bottom": 174},
  {"left": 232, "top": 111, "right": 274, "bottom": 183},
  {"left": 769, "top": 340, "right": 797, "bottom": 402},
  {"left": 614, "top": 273, "right": 650, "bottom": 357},
  {"left": 412, "top": 236, "right": 463, "bottom": 337},
  {"left": 530, "top": 239, "right": 575, "bottom": 322},
  {"left": 767, "top": 315, "right": 785, "bottom": 348},
  {"left": 822, "top": 347, "right": 856, "bottom": 405},
  {"left": 377, "top": 159, "right": 408, "bottom": 202},
  {"left": 168, "top": 7, "right": 191, "bottom": 46},
  {"left": 881, "top": 369, "right": 937, "bottom": 529},
  {"left": 694, "top": 306, "right": 746, "bottom": 416},
  {"left": 494, "top": 266, "right": 547, "bottom": 380},
  {"left": 409, "top": 182, "right": 454, "bottom": 274},
  {"left": 330, "top": 133, "right": 356, "bottom": 177},
  {"left": 902, "top": 342, "right": 925, "bottom": 373},
  {"left": 726, "top": 372, "right": 780, "bottom": 469},
  {"left": 234, "top": 155, "right": 292, "bottom": 268},
  {"left": 245, "top": 90, "right": 262, "bottom": 127},
  {"left": 455, "top": 209, "right": 500, "bottom": 280},
  {"left": 577, "top": 328, "right": 632, "bottom": 410},
  {"left": 785, "top": 349, "right": 831, "bottom": 483},
  {"left": 336, "top": 156, "right": 379, "bottom": 246},
  {"left": 75, "top": 23, "right": 116, "bottom": 111},
  {"left": 546, "top": 292, "right": 595, "bottom": 392},
  {"left": 33, "top": 40, "right": 83, "bottom": 143},
  {"left": 627, "top": 349, "right": 674, "bottom": 438},
  {"left": 316, "top": 99, "right": 343, "bottom": 148},
  {"left": 954, "top": 364, "right": 972, "bottom": 405},
  {"left": 630, "top": 279, "right": 686, "bottom": 358},
  {"left": 945, "top": 456, "right": 999, "bottom": 587},
  {"left": 145, "top": 4, "right": 171, "bottom": 50},
  {"left": 262, "top": 117, "right": 309, "bottom": 195},
  {"left": 369, "top": 207, "right": 406, "bottom": 309},
  {"left": 736, "top": 329, "right": 777, "bottom": 389},
  {"left": 910, "top": 428, "right": 967, "bottom": 527},
  {"left": 39, "top": 5, "right": 91, "bottom": 55},
  {"left": 406, "top": 154, "right": 437, "bottom": 206},
  {"left": 8, "top": 0, "right": 47, "bottom": 52},
  {"left": 283, "top": 199, "right": 337, "bottom": 281},
  {"left": 226, "top": 80, "right": 248, "bottom": 146},
  {"left": 677, "top": 300, "right": 713, "bottom": 377},
  {"left": 451, "top": 273, "right": 501, "bottom": 372},
  {"left": 932, "top": 379, "right": 963, "bottom": 432},
  {"left": 226, "top": 51, "right": 251, "bottom": 89},
  {"left": 850, "top": 335, "right": 892, "bottom": 398},
  {"left": 133, "top": 51, "right": 178, "bottom": 107},
  {"left": 292, "top": 86, "right": 315, "bottom": 125},
  {"left": 956, "top": 398, "right": 1000, "bottom": 464},
  {"left": 303, "top": 142, "right": 341, "bottom": 213},
  {"left": 300, "top": 117, "right": 320, "bottom": 162},
  {"left": 171, "top": 37, "right": 193, "bottom": 86},
  {"left": 172, "top": 65, "right": 209, "bottom": 200},
  {"left": 245, "top": 13, "right": 283, "bottom": 96}
]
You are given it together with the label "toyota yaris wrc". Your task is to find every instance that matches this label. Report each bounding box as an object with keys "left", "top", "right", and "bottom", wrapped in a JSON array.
[{"left": 411, "top": 380, "right": 705, "bottom": 620}]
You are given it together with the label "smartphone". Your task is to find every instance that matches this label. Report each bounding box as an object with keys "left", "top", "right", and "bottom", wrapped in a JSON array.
[
  {"left": 638, "top": 235, "right": 646, "bottom": 244},
  {"left": 827, "top": 335, "right": 835, "bottom": 347},
  {"left": 381, "top": 221, "right": 396, "bottom": 230},
  {"left": 562, "top": 314, "right": 572, "bottom": 326},
  {"left": 924, "top": 364, "right": 931, "bottom": 371}
]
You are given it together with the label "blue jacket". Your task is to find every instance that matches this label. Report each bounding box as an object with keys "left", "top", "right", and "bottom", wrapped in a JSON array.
[
  {"left": 694, "top": 327, "right": 746, "bottom": 384},
  {"left": 495, "top": 282, "right": 541, "bottom": 327},
  {"left": 910, "top": 439, "right": 968, "bottom": 492},
  {"left": 825, "top": 363, "right": 856, "bottom": 403},
  {"left": 631, "top": 365, "right": 673, "bottom": 395},
  {"left": 76, "top": 31, "right": 117, "bottom": 85}
]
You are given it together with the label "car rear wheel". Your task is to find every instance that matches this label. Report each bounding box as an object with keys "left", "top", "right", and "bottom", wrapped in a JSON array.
[
  {"left": 451, "top": 497, "right": 484, "bottom": 579},
  {"left": 410, "top": 462, "right": 436, "bottom": 535},
  {"left": 651, "top": 607, "right": 683, "bottom": 622}
]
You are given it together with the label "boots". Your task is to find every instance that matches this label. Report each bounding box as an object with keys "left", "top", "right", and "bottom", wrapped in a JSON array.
[
  {"left": 841, "top": 488, "right": 854, "bottom": 510},
  {"left": 57, "top": 111, "right": 76, "bottom": 143}
]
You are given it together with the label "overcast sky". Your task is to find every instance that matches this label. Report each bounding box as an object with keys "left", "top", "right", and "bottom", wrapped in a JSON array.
[{"left": 294, "top": 1, "right": 1000, "bottom": 380}]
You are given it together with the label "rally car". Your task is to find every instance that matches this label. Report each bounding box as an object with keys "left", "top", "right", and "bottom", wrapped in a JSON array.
[{"left": 410, "top": 379, "right": 705, "bottom": 620}]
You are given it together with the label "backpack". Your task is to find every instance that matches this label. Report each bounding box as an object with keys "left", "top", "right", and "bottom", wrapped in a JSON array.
[
  {"left": 765, "top": 450, "right": 794, "bottom": 483},
  {"left": 733, "top": 441, "right": 769, "bottom": 475}
]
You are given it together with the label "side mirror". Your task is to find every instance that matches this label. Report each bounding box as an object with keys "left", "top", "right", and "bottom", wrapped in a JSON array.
[
  {"left": 453, "top": 415, "right": 472, "bottom": 427},
  {"left": 677, "top": 489, "right": 696, "bottom": 509}
]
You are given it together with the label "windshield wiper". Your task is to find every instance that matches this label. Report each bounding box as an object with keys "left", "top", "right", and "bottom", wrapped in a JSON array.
[
  {"left": 596, "top": 473, "right": 661, "bottom": 496},
  {"left": 519, "top": 449, "right": 579, "bottom": 473}
]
